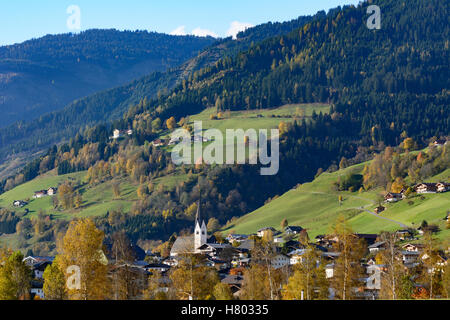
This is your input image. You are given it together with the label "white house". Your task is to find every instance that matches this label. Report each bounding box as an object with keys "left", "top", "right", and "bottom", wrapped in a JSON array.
[{"left": 271, "top": 254, "right": 290, "bottom": 269}]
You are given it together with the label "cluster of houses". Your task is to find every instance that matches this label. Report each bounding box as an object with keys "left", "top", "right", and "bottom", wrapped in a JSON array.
[
  {"left": 383, "top": 182, "right": 450, "bottom": 204},
  {"left": 19, "top": 202, "right": 448, "bottom": 300},
  {"left": 111, "top": 129, "right": 133, "bottom": 140},
  {"left": 151, "top": 135, "right": 211, "bottom": 148},
  {"left": 12, "top": 187, "right": 58, "bottom": 208},
  {"left": 22, "top": 215, "right": 448, "bottom": 300},
  {"left": 32, "top": 187, "right": 58, "bottom": 199}
]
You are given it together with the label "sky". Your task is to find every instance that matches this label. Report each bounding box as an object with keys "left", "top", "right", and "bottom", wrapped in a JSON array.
[{"left": 0, "top": 0, "right": 362, "bottom": 46}]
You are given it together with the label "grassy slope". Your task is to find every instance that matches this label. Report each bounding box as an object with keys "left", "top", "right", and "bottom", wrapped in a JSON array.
[{"left": 223, "top": 160, "right": 450, "bottom": 241}]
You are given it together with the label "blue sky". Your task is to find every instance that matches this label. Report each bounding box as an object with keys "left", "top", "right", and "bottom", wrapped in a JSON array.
[{"left": 0, "top": 0, "right": 361, "bottom": 46}]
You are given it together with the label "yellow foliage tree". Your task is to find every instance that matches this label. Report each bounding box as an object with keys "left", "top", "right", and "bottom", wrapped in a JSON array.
[{"left": 58, "top": 219, "right": 109, "bottom": 300}]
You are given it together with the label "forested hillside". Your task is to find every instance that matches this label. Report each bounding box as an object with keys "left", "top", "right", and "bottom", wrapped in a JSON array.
[
  {"left": 0, "top": 29, "right": 216, "bottom": 128},
  {"left": 0, "top": 15, "right": 317, "bottom": 180},
  {"left": 0, "top": 0, "right": 448, "bottom": 254}
]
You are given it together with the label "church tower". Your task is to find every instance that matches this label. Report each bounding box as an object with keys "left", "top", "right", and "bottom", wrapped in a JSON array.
[{"left": 194, "top": 200, "right": 207, "bottom": 252}]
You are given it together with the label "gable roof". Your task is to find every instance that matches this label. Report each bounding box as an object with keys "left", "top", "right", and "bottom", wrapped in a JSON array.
[{"left": 170, "top": 236, "right": 194, "bottom": 255}]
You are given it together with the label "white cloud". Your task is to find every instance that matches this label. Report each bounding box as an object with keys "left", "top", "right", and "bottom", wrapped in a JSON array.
[
  {"left": 170, "top": 26, "right": 187, "bottom": 36},
  {"left": 191, "top": 27, "right": 218, "bottom": 38},
  {"left": 226, "top": 21, "right": 254, "bottom": 40},
  {"left": 169, "top": 26, "right": 218, "bottom": 38}
]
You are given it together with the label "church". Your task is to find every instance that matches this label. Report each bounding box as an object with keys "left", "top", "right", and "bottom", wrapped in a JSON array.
[{"left": 170, "top": 201, "right": 213, "bottom": 256}]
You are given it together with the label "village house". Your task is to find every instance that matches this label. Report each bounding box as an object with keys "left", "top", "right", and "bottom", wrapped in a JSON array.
[
  {"left": 33, "top": 190, "right": 47, "bottom": 199},
  {"left": 433, "top": 139, "right": 447, "bottom": 147},
  {"left": 395, "top": 229, "right": 414, "bottom": 241},
  {"left": 384, "top": 192, "right": 405, "bottom": 203},
  {"left": 257, "top": 227, "right": 276, "bottom": 238},
  {"left": 368, "top": 241, "right": 386, "bottom": 254},
  {"left": 374, "top": 205, "right": 385, "bottom": 214},
  {"left": 436, "top": 182, "right": 450, "bottom": 193},
  {"left": 112, "top": 129, "right": 133, "bottom": 140},
  {"left": 13, "top": 200, "right": 28, "bottom": 208},
  {"left": 284, "top": 225, "right": 304, "bottom": 235},
  {"left": 271, "top": 254, "right": 290, "bottom": 269},
  {"left": 151, "top": 139, "right": 164, "bottom": 147},
  {"left": 47, "top": 187, "right": 58, "bottom": 196},
  {"left": 414, "top": 183, "right": 438, "bottom": 194}
]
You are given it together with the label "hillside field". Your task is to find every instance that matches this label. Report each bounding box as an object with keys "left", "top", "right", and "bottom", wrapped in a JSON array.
[{"left": 223, "top": 162, "right": 450, "bottom": 241}]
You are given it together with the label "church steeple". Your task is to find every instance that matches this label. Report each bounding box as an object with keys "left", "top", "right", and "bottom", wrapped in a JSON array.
[{"left": 194, "top": 198, "right": 207, "bottom": 252}]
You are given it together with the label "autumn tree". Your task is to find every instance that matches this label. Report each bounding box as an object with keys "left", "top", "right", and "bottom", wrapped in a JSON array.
[
  {"left": 112, "top": 181, "right": 121, "bottom": 199},
  {"left": 213, "top": 282, "right": 233, "bottom": 300},
  {"left": 378, "top": 232, "right": 405, "bottom": 300},
  {"left": 169, "top": 254, "right": 219, "bottom": 300},
  {"left": 58, "top": 219, "right": 109, "bottom": 300},
  {"left": 166, "top": 117, "right": 176, "bottom": 130},
  {"left": 282, "top": 244, "right": 328, "bottom": 300},
  {"left": 329, "top": 215, "right": 366, "bottom": 300},
  {"left": 43, "top": 256, "right": 67, "bottom": 300},
  {"left": 0, "top": 251, "right": 32, "bottom": 300}
]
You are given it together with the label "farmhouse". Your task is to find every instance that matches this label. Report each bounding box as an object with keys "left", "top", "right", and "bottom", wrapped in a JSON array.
[
  {"left": 13, "top": 200, "right": 27, "bottom": 207},
  {"left": 33, "top": 190, "right": 47, "bottom": 199},
  {"left": 436, "top": 182, "right": 450, "bottom": 193},
  {"left": 384, "top": 192, "right": 405, "bottom": 203},
  {"left": 257, "top": 227, "right": 276, "bottom": 238},
  {"left": 284, "top": 225, "right": 304, "bottom": 235},
  {"left": 433, "top": 139, "right": 447, "bottom": 147},
  {"left": 47, "top": 187, "right": 58, "bottom": 195},
  {"left": 374, "top": 206, "right": 385, "bottom": 214},
  {"left": 151, "top": 139, "right": 164, "bottom": 147},
  {"left": 414, "top": 183, "right": 437, "bottom": 194}
]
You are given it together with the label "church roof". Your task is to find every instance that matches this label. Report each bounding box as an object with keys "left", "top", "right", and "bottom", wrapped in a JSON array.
[{"left": 170, "top": 236, "right": 194, "bottom": 255}]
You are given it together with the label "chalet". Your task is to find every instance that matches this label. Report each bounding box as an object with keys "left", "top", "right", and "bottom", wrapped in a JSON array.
[
  {"left": 145, "top": 263, "right": 171, "bottom": 273},
  {"left": 47, "top": 187, "right": 58, "bottom": 196},
  {"left": 112, "top": 129, "right": 133, "bottom": 140},
  {"left": 221, "top": 274, "right": 244, "bottom": 295},
  {"left": 436, "top": 182, "right": 450, "bottom": 193},
  {"left": 226, "top": 234, "right": 248, "bottom": 243},
  {"left": 368, "top": 241, "right": 386, "bottom": 254},
  {"left": 384, "top": 192, "right": 405, "bottom": 203},
  {"left": 113, "top": 129, "right": 121, "bottom": 139},
  {"left": 273, "top": 236, "right": 284, "bottom": 243},
  {"left": 30, "top": 281, "right": 44, "bottom": 300},
  {"left": 374, "top": 206, "right": 385, "bottom": 214},
  {"left": 288, "top": 249, "right": 308, "bottom": 265},
  {"left": 271, "top": 254, "right": 290, "bottom": 269},
  {"left": 284, "top": 226, "right": 304, "bottom": 235},
  {"left": 32, "top": 261, "right": 52, "bottom": 279},
  {"left": 395, "top": 229, "right": 414, "bottom": 241},
  {"left": 414, "top": 183, "right": 437, "bottom": 194},
  {"left": 401, "top": 250, "right": 420, "bottom": 265},
  {"left": 13, "top": 200, "right": 27, "bottom": 208},
  {"left": 33, "top": 190, "right": 47, "bottom": 199},
  {"left": 151, "top": 139, "right": 164, "bottom": 147},
  {"left": 325, "top": 263, "right": 335, "bottom": 279},
  {"left": 257, "top": 227, "right": 276, "bottom": 238},
  {"left": 433, "top": 139, "right": 447, "bottom": 147},
  {"left": 23, "top": 256, "right": 54, "bottom": 267},
  {"left": 402, "top": 243, "right": 424, "bottom": 252},
  {"left": 353, "top": 233, "right": 379, "bottom": 246}
]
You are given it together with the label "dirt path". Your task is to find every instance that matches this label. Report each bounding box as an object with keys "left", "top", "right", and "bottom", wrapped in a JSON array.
[{"left": 307, "top": 191, "right": 409, "bottom": 228}]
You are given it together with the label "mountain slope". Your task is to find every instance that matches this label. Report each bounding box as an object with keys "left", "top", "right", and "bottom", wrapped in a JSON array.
[
  {"left": 0, "top": 29, "right": 216, "bottom": 128},
  {"left": 0, "top": 15, "right": 317, "bottom": 179},
  {"left": 223, "top": 162, "right": 450, "bottom": 240}
]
